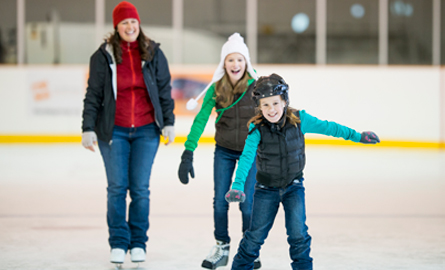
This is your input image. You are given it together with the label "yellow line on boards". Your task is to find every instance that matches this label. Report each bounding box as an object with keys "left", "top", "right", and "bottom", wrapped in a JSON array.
[
  {"left": 0, "top": 135, "right": 82, "bottom": 143},
  {"left": 0, "top": 135, "right": 444, "bottom": 149}
]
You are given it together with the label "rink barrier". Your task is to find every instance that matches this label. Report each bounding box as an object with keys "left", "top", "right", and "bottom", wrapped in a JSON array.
[
  {"left": 0, "top": 135, "right": 444, "bottom": 149},
  {"left": 1, "top": 66, "right": 444, "bottom": 147}
]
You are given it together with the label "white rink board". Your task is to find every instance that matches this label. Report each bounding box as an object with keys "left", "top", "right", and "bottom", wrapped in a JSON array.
[{"left": 0, "top": 65, "right": 443, "bottom": 143}]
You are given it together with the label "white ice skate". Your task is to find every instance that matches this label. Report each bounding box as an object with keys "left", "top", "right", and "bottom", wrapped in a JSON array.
[
  {"left": 110, "top": 248, "right": 126, "bottom": 269},
  {"left": 130, "top": 247, "right": 146, "bottom": 268},
  {"left": 201, "top": 240, "right": 230, "bottom": 269}
]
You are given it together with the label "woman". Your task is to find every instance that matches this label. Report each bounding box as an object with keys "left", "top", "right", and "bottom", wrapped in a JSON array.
[{"left": 81, "top": 1, "right": 175, "bottom": 266}]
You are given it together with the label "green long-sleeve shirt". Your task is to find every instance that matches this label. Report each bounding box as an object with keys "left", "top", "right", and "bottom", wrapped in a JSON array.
[{"left": 231, "top": 110, "right": 362, "bottom": 191}]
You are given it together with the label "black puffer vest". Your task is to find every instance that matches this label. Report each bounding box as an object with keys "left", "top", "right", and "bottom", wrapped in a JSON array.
[
  {"left": 255, "top": 112, "right": 306, "bottom": 188},
  {"left": 214, "top": 82, "right": 256, "bottom": 151}
]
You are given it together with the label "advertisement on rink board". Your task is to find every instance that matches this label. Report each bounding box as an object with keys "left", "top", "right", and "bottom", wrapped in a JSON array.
[{"left": 27, "top": 66, "right": 215, "bottom": 117}]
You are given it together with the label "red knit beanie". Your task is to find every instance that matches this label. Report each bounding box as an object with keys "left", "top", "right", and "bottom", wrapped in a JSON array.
[{"left": 112, "top": 1, "right": 140, "bottom": 28}]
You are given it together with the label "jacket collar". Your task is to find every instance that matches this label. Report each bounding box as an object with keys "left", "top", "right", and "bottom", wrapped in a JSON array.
[{"left": 99, "top": 40, "right": 160, "bottom": 64}]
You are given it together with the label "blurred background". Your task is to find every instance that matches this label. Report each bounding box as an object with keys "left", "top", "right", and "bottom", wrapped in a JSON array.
[{"left": 0, "top": 0, "right": 444, "bottom": 65}]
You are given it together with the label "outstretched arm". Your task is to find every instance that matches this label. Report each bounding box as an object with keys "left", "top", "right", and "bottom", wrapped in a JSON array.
[
  {"left": 300, "top": 110, "right": 380, "bottom": 144},
  {"left": 300, "top": 110, "right": 361, "bottom": 142}
]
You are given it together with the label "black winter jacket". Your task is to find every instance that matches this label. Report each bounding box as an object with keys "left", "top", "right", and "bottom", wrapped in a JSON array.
[
  {"left": 255, "top": 112, "right": 306, "bottom": 188},
  {"left": 82, "top": 40, "right": 175, "bottom": 143}
]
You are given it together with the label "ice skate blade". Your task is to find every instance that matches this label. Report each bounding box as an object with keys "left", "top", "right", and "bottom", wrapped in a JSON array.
[{"left": 113, "top": 263, "right": 122, "bottom": 269}]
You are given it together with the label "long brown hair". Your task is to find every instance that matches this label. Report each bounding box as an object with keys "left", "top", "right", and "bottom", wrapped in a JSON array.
[
  {"left": 106, "top": 27, "right": 153, "bottom": 64},
  {"left": 248, "top": 105, "right": 301, "bottom": 128},
  {"left": 214, "top": 69, "right": 251, "bottom": 108}
]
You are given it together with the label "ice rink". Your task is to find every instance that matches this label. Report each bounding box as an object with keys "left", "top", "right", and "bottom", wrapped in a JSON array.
[{"left": 0, "top": 143, "right": 444, "bottom": 270}]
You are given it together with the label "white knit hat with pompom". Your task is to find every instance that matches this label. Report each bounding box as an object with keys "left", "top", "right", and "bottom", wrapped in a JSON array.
[{"left": 186, "top": 33, "right": 257, "bottom": 110}]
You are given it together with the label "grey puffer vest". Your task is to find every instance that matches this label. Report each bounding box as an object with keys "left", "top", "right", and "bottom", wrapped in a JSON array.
[
  {"left": 255, "top": 112, "right": 306, "bottom": 188},
  {"left": 214, "top": 82, "right": 256, "bottom": 152}
]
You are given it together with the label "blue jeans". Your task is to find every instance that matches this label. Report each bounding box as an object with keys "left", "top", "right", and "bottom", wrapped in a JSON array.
[
  {"left": 98, "top": 124, "right": 160, "bottom": 252},
  {"left": 231, "top": 179, "right": 313, "bottom": 270},
  {"left": 213, "top": 144, "right": 257, "bottom": 244}
]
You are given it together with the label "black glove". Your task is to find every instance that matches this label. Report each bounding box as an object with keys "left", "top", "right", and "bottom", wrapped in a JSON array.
[
  {"left": 178, "top": 150, "right": 194, "bottom": 184},
  {"left": 360, "top": 131, "right": 380, "bottom": 144},
  {"left": 225, "top": 189, "right": 246, "bottom": 203}
]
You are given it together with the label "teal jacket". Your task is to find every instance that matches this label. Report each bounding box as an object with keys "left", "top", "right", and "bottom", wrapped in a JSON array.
[{"left": 231, "top": 110, "right": 362, "bottom": 191}]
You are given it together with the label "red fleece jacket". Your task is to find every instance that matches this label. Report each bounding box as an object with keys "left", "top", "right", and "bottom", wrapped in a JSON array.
[{"left": 115, "top": 40, "right": 154, "bottom": 128}]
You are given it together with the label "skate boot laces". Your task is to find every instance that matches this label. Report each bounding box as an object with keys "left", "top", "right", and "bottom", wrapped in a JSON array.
[{"left": 205, "top": 242, "right": 229, "bottom": 263}]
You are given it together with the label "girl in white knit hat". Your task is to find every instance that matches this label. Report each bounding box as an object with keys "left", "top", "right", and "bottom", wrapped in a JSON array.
[{"left": 178, "top": 33, "right": 261, "bottom": 270}]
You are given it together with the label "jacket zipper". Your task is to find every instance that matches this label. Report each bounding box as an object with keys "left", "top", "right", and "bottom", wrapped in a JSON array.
[{"left": 128, "top": 42, "right": 135, "bottom": 127}]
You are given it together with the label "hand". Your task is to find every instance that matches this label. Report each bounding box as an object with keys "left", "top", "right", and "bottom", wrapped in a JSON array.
[
  {"left": 162, "top": 126, "right": 175, "bottom": 146},
  {"left": 82, "top": 131, "right": 97, "bottom": 152},
  {"left": 178, "top": 150, "right": 194, "bottom": 184},
  {"left": 225, "top": 189, "right": 246, "bottom": 203},
  {"left": 360, "top": 131, "right": 380, "bottom": 144}
]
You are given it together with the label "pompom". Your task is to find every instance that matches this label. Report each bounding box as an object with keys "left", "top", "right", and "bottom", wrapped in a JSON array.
[{"left": 228, "top": 33, "right": 244, "bottom": 43}]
